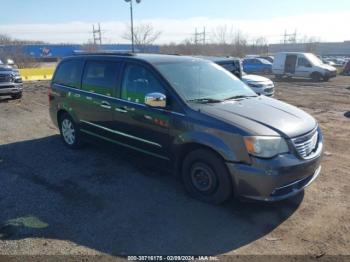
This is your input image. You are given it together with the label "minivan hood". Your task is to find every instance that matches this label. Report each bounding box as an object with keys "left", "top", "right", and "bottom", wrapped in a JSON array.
[
  {"left": 197, "top": 96, "right": 316, "bottom": 138},
  {"left": 319, "top": 64, "right": 337, "bottom": 71}
]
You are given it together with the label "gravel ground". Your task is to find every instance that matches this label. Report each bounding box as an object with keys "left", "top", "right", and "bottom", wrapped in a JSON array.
[{"left": 0, "top": 76, "right": 349, "bottom": 260}]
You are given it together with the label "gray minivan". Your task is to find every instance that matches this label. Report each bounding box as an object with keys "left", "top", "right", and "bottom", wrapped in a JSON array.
[{"left": 49, "top": 53, "right": 323, "bottom": 204}]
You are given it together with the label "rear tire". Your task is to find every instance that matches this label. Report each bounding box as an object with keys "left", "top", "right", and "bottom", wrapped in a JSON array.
[
  {"left": 182, "top": 149, "right": 232, "bottom": 205},
  {"left": 58, "top": 113, "right": 82, "bottom": 149}
]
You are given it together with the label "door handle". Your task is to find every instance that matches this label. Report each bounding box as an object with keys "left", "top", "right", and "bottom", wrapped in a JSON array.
[
  {"left": 115, "top": 107, "right": 128, "bottom": 113},
  {"left": 101, "top": 101, "right": 111, "bottom": 109}
]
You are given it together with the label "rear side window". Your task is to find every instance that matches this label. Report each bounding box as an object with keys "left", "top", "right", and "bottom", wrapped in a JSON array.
[
  {"left": 82, "top": 61, "right": 121, "bottom": 96},
  {"left": 53, "top": 60, "right": 83, "bottom": 88}
]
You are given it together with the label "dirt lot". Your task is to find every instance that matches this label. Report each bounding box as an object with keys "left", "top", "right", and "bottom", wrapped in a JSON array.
[{"left": 0, "top": 76, "right": 350, "bottom": 260}]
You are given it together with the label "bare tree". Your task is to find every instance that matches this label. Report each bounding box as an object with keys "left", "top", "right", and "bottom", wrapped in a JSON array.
[
  {"left": 230, "top": 30, "right": 247, "bottom": 57},
  {"left": 0, "top": 34, "right": 40, "bottom": 68},
  {"left": 251, "top": 36, "right": 268, "bottom": 54},
  {"left": 0, "top": 34, "right": 12, "bottom": 45},
  {"left": 122, "top": 23, "right": 162, "bottom": 52},
  {"left": 299, "top": 36, "right": 320, "bottom": 53},
  {"left": 211, "top": 25, "right": 234, "bottom": 45}
]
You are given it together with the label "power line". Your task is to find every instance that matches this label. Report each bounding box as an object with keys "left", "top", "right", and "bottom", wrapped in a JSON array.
[{"left": 282, "top": 29, "right": 297, "bottom": 44}]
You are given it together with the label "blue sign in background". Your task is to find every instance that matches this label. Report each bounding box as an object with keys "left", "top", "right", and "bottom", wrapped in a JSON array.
[{"left": 0, "top": 44, "right": 160, "bottom": 59}]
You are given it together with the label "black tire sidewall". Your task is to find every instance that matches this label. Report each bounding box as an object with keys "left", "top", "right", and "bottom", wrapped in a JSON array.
[
  {"left": 311, "top": 72, "right": 322, "bottom": 81},
  {"left": 182, "top": 149, "right": 232, "bottom": 204},
  {"left": 11, "top": 93, "right": 22, "bottom": 99}
]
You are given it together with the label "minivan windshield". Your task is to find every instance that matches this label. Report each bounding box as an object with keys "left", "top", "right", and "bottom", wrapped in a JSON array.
[
  {"left": 155, "top": 60, "right": 256, "bottom": 102},
  {"left": 305, "top": 53, "right": 323, "bottom": 66}
]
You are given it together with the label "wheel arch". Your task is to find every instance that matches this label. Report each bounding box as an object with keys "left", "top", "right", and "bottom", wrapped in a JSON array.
[
  {"left": 173, "top": 141, "right": 238, "bottom": 198},
  {"left": 172, "top": 130, "right": 241, "bottom": 174},
  {"left": 310, "top": 71, "right": 322, "bottom": 79},
  {"left": 57, "top": 108, "right": 79, "bottom": 127}
]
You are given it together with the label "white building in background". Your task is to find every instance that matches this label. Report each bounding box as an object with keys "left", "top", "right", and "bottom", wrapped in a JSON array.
[{"left": 269, "top": 41, "right": 350, "bottom": 56}]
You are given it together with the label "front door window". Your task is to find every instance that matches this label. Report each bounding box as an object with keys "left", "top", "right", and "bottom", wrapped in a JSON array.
[{"left": 121, "top": 64, "right": 166, "bottom": 104}]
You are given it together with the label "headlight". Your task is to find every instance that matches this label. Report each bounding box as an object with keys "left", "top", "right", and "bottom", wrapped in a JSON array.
[{"left": 244, "top": 136, "right": 289, "bottom": 158}]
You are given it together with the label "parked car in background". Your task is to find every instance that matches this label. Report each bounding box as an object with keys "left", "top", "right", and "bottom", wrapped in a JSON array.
[
  {"left": 242, "top": 58, "right": 272, "bottom": 74},
  {"left": 258, "top": 56, "right": 274, "bottom": 63},
  {"left": 50, "top": 53, "right": 323, "bottom": 203},
  {"left": 0, "top": 64, "right": 23, "bottom": 99},
  {"left": 196, "top": 56, "right": 243, "bottom": 78},
  {"left": 241, "top": 73, "right": 274, "bottom": 96},
  {"left": 273, "top": 52, "right": 337, "bottom": 81},
  {"left": 322, "top": 59, "right": 336, "bottom": 67},
  {"left": 200, "top": 56, "right": 275, "bottom": 96},
  {"left": 341, "top": 60, "right": 350, "bottom": 75}
]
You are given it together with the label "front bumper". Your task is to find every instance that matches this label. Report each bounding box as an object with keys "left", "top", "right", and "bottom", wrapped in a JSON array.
[
  {"left": 326, "top": 70, "right": 337, "bottom": 78},
  {"left": 226, "top": 144, "right": 323, "bottom": 201},
  {"left": 0, "top": 84, "right": 23, "bottom": 95},
  {"left": 249, "top": 84, "right": 275, "bottom": 97}
]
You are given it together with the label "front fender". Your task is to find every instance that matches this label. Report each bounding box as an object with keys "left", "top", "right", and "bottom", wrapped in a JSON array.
[{"left": 173, "top": 130, "right": 250, "bottom": 163}]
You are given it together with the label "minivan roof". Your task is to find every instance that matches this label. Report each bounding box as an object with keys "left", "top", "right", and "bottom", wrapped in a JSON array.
[
  {"left": 195, "top": 56, "right": 241, "bottom": 63},
  {"left": 70, "top": 52, "right": 207, "bottom": 65}
]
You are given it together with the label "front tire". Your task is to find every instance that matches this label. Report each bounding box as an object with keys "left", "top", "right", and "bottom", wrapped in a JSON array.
[
  {"left": 59, "top": 113, "right": 82, "bottom": 149},
  {"left": 182, "top": 149, "right": 232, "bottom": 204},
  {"left": 311, "top": 72, "right": 322, "bottom": 81},
  {"left": 11, "top": 93, "right": 22, "bottom": 100}
]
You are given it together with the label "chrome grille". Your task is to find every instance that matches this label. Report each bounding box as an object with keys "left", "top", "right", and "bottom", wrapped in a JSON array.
[
  {"left": 0, "top": 74, "right": 11, "bottom": 83},
  {"left": 292, "top": 129, "right": 319, "bottom": 159}
]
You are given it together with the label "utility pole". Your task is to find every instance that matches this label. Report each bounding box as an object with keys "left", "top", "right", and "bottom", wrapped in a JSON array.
[
  {"left": 125, "top": 0, "right": 142, "bottom": 53},
  {"left": 129, "top": 0, "right": 134, "bottom": 52},
  {"left": 203, "top": 27, "right": 206, "bottom": 45},
  {"left": 194, "top": 27, "right": 206, "bottom": 45},
  {"left": 282, "top": 29, "right": 297, "bottom": 44},
  {"left": 92, "top": 23, "right": 102, "bottom": 45},
  {"left": 194, "top": 28, "right": 198, "bottom": 45}
]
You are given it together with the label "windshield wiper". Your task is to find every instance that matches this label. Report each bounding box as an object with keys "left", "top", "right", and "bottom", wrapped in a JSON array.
[
  {"left": 187, "top": 98, "right": 223, "bottom": 104},
  {"left": 224, "top": 95, "right": 257, "bottom": 101}
]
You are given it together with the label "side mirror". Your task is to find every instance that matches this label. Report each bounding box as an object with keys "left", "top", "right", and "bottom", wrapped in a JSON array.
[{"left": 145, "top": 92, "right": 166, "bottom": 108}]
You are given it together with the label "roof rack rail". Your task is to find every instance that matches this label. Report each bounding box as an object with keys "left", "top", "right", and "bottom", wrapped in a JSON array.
[{"left": 73, "top": 50, "right": 135, "bottom": 56}]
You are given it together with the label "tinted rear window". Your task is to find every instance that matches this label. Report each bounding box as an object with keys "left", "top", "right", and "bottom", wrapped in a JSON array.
[
  {"left": 53, "top": 59, "right": 83, "bottom": 88},
  {"left": 82, "top": 61, "right": 121, "bottom": 96}
]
